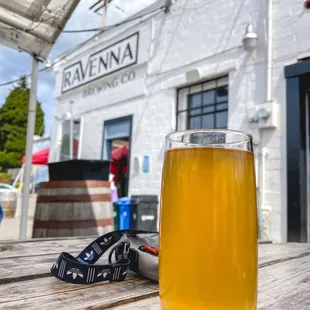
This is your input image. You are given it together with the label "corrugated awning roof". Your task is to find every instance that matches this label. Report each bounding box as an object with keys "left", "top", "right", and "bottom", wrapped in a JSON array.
[{"left": 0, "top": 0, "right": 79, "bottom": 60}]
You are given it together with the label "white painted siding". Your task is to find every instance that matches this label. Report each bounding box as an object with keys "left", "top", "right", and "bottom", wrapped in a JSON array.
[{"left": 50, "top": 0, "right": 310, "bottom": 242}]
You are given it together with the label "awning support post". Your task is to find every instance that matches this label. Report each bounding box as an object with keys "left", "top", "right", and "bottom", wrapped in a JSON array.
[{"left": 19, "top": 56, "right": 39, "bottom": 240}]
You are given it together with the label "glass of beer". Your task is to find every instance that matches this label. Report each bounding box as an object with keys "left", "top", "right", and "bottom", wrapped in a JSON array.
[{"left": 159, "top": 129, "right": 257, "bottom": 310}]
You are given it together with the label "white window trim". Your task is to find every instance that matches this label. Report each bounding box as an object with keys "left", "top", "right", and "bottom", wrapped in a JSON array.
[
  {"left": 57, "top": 117, "right": 83, "bottom": 161},
  {"left": 77, "top": 117, "right": 84, "bottom": 159}
]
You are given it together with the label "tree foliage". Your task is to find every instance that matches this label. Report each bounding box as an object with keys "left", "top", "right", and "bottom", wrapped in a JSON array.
[{"left": 0, "top": 77, "right": 44, "bottom": 170}]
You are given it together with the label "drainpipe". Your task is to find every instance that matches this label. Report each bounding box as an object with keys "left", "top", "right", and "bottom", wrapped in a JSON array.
[
  {"left": 69, "top": 101, "right": 74, "bottom": 160},
  {"left": 259, "top": 147, "right": 271, "bottom": 240},
  {"left": 258, "top": 0, "right": 273, "bottom": 241},
  {"left": 266, "top": 0, "right": 273, "bottom": 103}
]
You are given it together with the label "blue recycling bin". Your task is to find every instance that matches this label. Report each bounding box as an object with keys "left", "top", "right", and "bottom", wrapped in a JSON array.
[
  {"left": 118, "top": 197, "right": 131, "bottom": 230},
  {"left": 0, "top": 204, "right": 3, "bottom": 223}
]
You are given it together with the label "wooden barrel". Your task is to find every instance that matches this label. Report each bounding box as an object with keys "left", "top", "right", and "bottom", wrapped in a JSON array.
[
  {"left": 32, "top": 180, "right": 114, "bottom": 238},
  {"left": 0, "top": 192, "right": 17, "bottom": 218}
]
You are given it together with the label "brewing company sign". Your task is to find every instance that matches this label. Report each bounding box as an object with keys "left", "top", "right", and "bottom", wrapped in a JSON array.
[{"left": 61, "top": 32, "right": 139, "bottom": 93}]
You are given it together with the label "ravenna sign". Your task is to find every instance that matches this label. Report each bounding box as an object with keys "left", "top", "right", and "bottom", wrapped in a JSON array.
[{"left": 61, "top": 32, "right": 139, "bottom": 93}]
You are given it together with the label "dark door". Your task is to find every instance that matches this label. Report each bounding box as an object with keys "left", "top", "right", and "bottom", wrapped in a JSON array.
[{"left": 102, "top": 116, "right": 133, "bottom": 197}]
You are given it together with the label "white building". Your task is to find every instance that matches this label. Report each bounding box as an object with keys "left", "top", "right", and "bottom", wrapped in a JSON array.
[{"left": 50, "top": 0, "right": 310, "bottom": 243}]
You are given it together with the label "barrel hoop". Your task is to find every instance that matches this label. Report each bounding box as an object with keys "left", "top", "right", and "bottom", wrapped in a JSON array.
[
  {"left": 33, "top": 218, "right": 114, "bottom": 229},
  {"left": 39, "top": 181, "right": 110, "bottom": 188},
  {"left": 37, "top": 194, "right": 111, "bottom": 203},
  {"left": 38, "top": 187, "right": 110, "bottom": 196}
]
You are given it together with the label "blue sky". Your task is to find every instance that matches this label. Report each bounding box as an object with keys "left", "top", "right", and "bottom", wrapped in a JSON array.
[{"left": 0, "top": 0, "right": 154, "bottom": 136}]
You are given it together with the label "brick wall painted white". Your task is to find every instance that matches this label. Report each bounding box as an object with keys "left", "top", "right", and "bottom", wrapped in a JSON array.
[{"left": 50, "top": 0, "right": 310, "bottom": 242}]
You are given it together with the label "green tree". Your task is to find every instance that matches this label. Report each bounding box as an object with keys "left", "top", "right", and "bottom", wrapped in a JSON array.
[{"left": 0, "top": 76, "right": 44, "bottom": 170}]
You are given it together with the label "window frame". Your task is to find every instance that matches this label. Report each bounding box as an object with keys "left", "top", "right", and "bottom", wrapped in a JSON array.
[
  {"left": 58, "top": 117, "right": 83, "bottom": 161},
  {"left": 72, "top": 117, "right": 83, "bottom": 159},
  {"left": 176, "top": 76, "right": 229, "bottom": 131}
]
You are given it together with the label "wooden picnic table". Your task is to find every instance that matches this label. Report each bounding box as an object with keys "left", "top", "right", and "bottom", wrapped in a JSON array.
[{"left": 0, "top": 237, "right": 309, "bottom": 309}]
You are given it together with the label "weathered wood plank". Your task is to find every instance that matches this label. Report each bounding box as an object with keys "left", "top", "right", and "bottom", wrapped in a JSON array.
[
  {"left": 0, "top": 237, "right": 94, "bottom": 259},
  {"left": 0, "top": 252, "right": 77, "bottom": 284},
  {"left": 111, "top": 255, "right": 310, "bottom": 310},
  {"left": 0, "top": 235, "right": 96, "bottom": 244},
  {"left": 0, "top": 273, "right": 136, "bottom": 304},
  {"left": 258, "top": 243, "right": 310, "bottom": 266},
  {"left": 0, "top": 252, "right": 116, "bottom": 284},
  {"left": 0, "top": 276, "right": 158, "bottom": 309},
  {"left": 258, "top": 254, "right": 310, "bottom": 309},
  {"left": 0, "top": 244, "right": 309, "bottom": 309},
  {"left": 1, "top": 240, "right": 308, "bottom": 261},
  {"left": 110, "top": 298, "right": 159, "bottom": 310},
  {"left": 1, "top": 243, "right": 310, "bottom": 285}
]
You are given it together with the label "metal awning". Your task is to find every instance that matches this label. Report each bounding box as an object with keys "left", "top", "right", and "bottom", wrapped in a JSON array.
[
  {"left": 0, "top": 0, "right": 79, "bottom": 61},
  {"left": 0, "top": 0, "right": 79, "bottom": 240}
]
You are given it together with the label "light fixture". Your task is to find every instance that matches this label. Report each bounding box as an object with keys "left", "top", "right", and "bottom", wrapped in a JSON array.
[
  {"left": 61, "top": 112, "right": 72, "bottom": 121},
  {"left": 242, "top": 24, "right": 258, "bottom": 51},
  {"left": 256, "top": 107, "right": 270, "bottom": 120},
  {"left": 185, "top": 69, "right": 202, "bottom": 83}
]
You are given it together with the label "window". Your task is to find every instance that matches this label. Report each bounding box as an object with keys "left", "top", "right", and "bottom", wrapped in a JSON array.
[
  {"left": 102, "top": 116, "right": 132, "bottom": 197},
  {"left": 72, "top": 119, "right": 81, "bottom": 159},
  {"left": 59, "top": 120, "right": 70, "bottom": 161},
  {"left": 59, "top": 118, "right": 81, "bottom": 161},
  {"left": 177, "top": 76, "right": 228, "bottom": 130},
  {"left": 102, "top": 116, "right": 132, "bottom": 160}
]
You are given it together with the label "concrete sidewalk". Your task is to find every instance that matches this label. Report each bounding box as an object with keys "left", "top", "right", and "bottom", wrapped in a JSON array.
[{"left": 0, "top": 195, "right": 36, "bottom": 240}]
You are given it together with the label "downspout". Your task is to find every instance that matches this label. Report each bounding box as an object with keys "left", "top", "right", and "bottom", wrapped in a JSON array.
[
  {"left": 266, "top": 0, "right": 273, "bottom": 103},
  {"left": 69, "top": 101, "right": 74, "bottom": 160},
  {"left": 259, "top": 0, "right": 273, "bottom": 241},
  {"left": 260, "top": 147, "right": 271, "bottom": 240}
]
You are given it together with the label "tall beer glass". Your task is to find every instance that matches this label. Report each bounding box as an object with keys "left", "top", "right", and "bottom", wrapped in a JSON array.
[{"left": 159, "top": 130, "right": 257, "bottom": 310}]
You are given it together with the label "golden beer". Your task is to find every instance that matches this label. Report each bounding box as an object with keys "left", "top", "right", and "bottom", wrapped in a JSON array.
[{"left": 159, "top": 131, "right": 257, "bottom": 310}]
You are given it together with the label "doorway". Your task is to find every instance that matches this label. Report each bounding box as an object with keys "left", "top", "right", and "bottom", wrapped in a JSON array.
[
  {"left": 102, "top": 116, "right": 132, "bottom": 198},
  {"left": 285, "top": 61, "right": 310, "bottom": 242}
]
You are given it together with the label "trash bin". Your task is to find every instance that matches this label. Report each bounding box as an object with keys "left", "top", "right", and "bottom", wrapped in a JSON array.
[
  {"left": 118, "top": 197, "right": 131, "bottom": 230},
  {"left": 0, "top": 203, "right": 3, "bottom": 223},
  {"left": 131, "top": 195, "right": 158, "bottom": 231}
]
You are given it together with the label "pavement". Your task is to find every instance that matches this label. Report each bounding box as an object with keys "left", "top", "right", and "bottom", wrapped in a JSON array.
[{"left": 0, "top": 195, "right": 36, "bottom": 240}]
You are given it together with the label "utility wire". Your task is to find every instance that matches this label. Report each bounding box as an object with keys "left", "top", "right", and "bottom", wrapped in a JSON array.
[
  {"left": 63, "top": 4, "right": 163, "bottom": 33},
  {"left": 62, "top": 27, "right": 103, "bottom": 33},
  {"left": 0, "top": 2, "right": 169, "bottom": 87},
  {"left": 89, "top": 0, "right": 113, "bottom": 11},
  {"left": 111, "top": 3, "right": 130, "bottom": 15},
  {"left": 0, "top": 58, "right": 60, "bottom": 87}
]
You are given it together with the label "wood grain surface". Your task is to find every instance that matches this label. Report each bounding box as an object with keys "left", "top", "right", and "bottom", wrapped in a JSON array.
[
  {"left": 34, "top": 180, "right": 113, "bottom": 238},
  {"left": 111, "top": 255, "right": 310, "bottom": 310},
  {"left": 0, "top": 237, "right": 94, "bottom": 258},
  {"left": 0, "top": 239, "right": 309, "bottom": 310},
  {"left": 0, "top": 277, "right": 158, "bottom": 309}
]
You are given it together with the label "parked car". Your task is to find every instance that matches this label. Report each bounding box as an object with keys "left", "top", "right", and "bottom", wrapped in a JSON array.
[
  {"left": 0, "top": 183, "right": 17, "bottom": 192},
  {"left": 0, "top": 183, "right": 18, "bottom": 218}
]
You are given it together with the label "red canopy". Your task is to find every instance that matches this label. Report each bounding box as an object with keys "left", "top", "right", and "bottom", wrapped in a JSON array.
[{"left": 22, "top": 147, "right": 50, "bottom": 165}]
